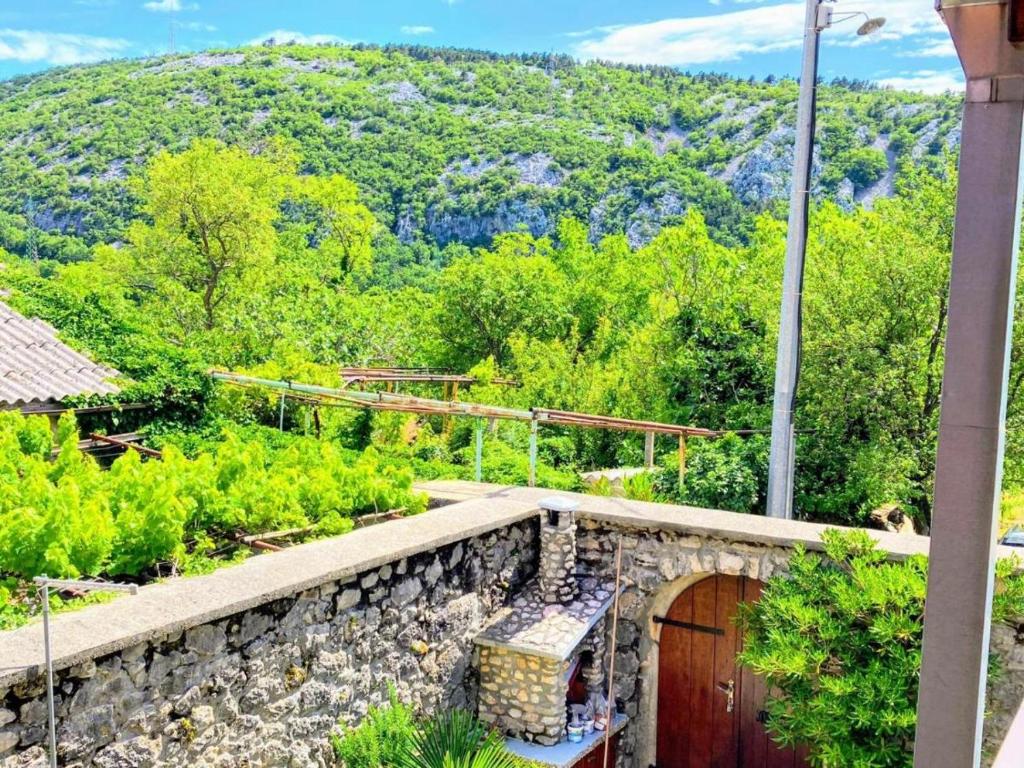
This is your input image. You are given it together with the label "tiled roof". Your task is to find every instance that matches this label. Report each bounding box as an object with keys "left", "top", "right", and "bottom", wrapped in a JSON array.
[{"left": 0, "top": 301, "right": 120, "bottom": 407}]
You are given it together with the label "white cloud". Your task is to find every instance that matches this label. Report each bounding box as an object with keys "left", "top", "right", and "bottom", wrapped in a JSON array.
[
  {"left": 572, "top": 0, "right": 950, "bottom": 66},
  {"left": 176, "top": 20, "right": 217, "bottom": 32},
  {"left": 0, "top": 28, "right": 130, "bottom": 65},
  {"left": 143, "top": 0, "right": 198, "bottom": 11},
  {"left": 573, "top": 5, "right": 805, "bottom": 66},
  {"left": 897, "top": 37, "right": 956, "bottom": 58},
  {"left": 246, "top": 30, "right": 350, "bottom": 47},
  {"left": 564, "top": 24, "right": 626, "bottom": 39},
  {"left": 400, "top": 25, "right": 435, "bottom": 36},
  {"left": 877, "top": 69, "right": 963, "bottom": 94}
]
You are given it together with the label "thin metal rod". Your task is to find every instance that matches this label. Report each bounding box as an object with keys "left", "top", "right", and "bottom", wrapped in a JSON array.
[
  {"left": 678, "top": 435, "right": 687, "bottom": 490},
  {"left": 528, "top": 418, "right": 538, "bottom": 487},
  {"left": 211, "top": 371, "right": 717, "bottom": 438},
  {"left": 278, "top": 392, "right": 286, "bottom": 431},
  {"left": 474, "top": 418, "right": 484, "bottom": 483},
  {"left": 87, "top": 433, "right": 162, "bottom": 459},
  {"left": 766, "top": 0, "right": 822, "bottom": 520},
  {"left": 41, "top": 584, "right": 56, "bottom": 768},
  {"left": 913, "top": 96, "right": 1024, "bottom": 768},
  {"left": 33, "top": 576, "right": 138, "bottom": 768},
  {"left": 602, "top": 537, "right": 623, "bottom": 768}
]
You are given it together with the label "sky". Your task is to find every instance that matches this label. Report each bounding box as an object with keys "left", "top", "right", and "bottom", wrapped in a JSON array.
[{"left": 0, "top": 0, "right": 963, "bottom": 92}]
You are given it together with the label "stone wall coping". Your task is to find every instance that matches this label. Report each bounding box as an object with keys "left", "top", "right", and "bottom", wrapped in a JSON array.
[
  {"left": 2, "top": 480, "right": 1015, "bottom": 691},
  {"left": 415, "top": 481, "right": 1021, "bottom": 562},
  {"left": 0, "top": 493, "right": 539, "bottom": 689}
]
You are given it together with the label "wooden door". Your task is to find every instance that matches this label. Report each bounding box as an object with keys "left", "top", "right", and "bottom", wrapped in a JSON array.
[{"left": 656, "top": 575, "right": 808, "bottom": 768}]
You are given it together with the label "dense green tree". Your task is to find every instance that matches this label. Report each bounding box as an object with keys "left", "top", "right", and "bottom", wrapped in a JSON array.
[{"left": 434, "top": 233, "right": 572, "bottom": 367}]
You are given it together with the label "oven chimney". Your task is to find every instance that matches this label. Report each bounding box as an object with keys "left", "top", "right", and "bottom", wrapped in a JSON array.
[{"left": 537, "top": 496, "right": 580, "bottom": 604}]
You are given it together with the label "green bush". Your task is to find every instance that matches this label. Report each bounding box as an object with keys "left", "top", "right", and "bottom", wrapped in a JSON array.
[
  {"left": 331, "top": 695, "right": 522, "bottom": 768},
  {"left": 738, "top": 530, "right": 1024, "bottom": 768},
  {"left": 0, "top": 412, "right": 428, "bottom": 580},
  {"left": 332, "top": 688, "right": 419, "bottom": 768},
  {"left": 655, "top": 434, "right": 763, "bottom": 513}
]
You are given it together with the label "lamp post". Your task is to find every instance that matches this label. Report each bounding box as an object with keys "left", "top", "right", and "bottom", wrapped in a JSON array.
[
  {"left": 914, "top": 4, "right": 1024, "bottom": 766},
  {"left": 766, "top": 0, "right": 886, "bottom": 519}
]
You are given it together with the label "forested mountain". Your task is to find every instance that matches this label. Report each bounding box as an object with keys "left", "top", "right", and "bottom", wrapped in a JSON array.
[
  {"left": 0, "top": 43, "right": 984, "bottom": 532},
  {"left": 0, "top": 44, "right": 959, "bottom": 263}
]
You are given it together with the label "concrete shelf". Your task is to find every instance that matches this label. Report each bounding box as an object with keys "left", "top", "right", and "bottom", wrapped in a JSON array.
[{"left": 503, "top": 714, "right": 628, "bottom": 768}]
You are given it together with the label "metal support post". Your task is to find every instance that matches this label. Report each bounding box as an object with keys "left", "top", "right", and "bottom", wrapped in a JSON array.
[
  {"left": 474, "top": 418, "right": 484, "bottom": 483},
  {"left": 766, "top": 0, "right": 823, "bottom": 519},
  {"left": 644, "top": 431, "right": 655, "bottom": 469},
  {"left": 278, "top": 392, "right": 286, "bottom": 431},
  {"left": 41, "top": 584, "right": 55, "bottom": 768},
  {"left": 914, "top": 84, "right": 1024, "bottom": 768},
  {"left": 528, "top": 418, "right": 538, "bottom": 487},
  {"left": 34, "top": 577, "right": 138, "bottom": 768},
  {"left": 678, "top": 434, "right": 688, "bottom": 490}
]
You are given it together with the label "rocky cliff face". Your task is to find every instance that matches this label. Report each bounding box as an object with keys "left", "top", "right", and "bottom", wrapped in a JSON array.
[{"left": 0, "top": 45, "right": 962, "bottom": 255}]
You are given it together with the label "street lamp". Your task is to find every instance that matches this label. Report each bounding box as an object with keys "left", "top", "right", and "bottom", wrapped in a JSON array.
[{"left": 765, "top": 0, "right": 885, "bottom": 520}]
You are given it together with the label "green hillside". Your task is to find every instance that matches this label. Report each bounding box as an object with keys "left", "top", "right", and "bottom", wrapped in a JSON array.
[
  {"left": 0, "top": 44, "right": 960, "bottom": 262},
  {"left": 0, "top": 44, "right": 984, "bottom": 531}
]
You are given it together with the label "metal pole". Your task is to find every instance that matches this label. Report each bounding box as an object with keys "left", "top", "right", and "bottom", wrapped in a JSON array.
[
  {"left": 528, "top": 418, "right": 538, "bottom": 487},
  {"left": 766, "top": 0, "right": 823, "bottom": 520},
  {"left": 602, "top": 536, "right": 623, "bottom": 768},
  {"left": 643, "top": 431, "right": 655, "bottom": 469},
  {"left": 678, "top": 434, "right": 687, "bottom": 490},
  {"left": 41, "top": 583, "right": 56, "bottom": 768},
  {"left": 278, "top": 392, "right": 285, "bottom": 431},
  {"left": 33, "top": 577, "right": 138, "bottom": 768},
  {"left": 474, "top": 418, "right": 483, "bottom": 483},
  {"left": 913, "top": 92, "right": 1024, "bottom": 768}
]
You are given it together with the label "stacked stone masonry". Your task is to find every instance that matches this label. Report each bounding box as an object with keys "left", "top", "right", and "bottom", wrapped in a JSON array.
[
  {"left": 476, "top": 647, "right": 566, "bottom": 745},
  {"left": 538, "top": 513, "right": 578, "bottom": 605},
  {"left": 0, "top": 520, "right": 538, "bottom": 768},
  {"left": 2, "top": 490, "right": 1024, "bottom": 768}
]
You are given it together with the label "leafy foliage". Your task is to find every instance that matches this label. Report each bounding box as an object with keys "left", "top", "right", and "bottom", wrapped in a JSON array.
[
  {"left": 401, "top": 710, "right": 521, "bottom": 768},
  {"left": 332, "top": 688, "right": 420, "bottom": 768},
  {"left": 0, "top": 45, "right": 958, "bottom": 265},
  {"left": 331, "top": 695, "right": 523, "bottom": 768},
  {"left": 0, "top": 411, "right": 427, "bottom": 581},
  {"left": 738, "top": 531, "right": 1024, "bottom": 767}
]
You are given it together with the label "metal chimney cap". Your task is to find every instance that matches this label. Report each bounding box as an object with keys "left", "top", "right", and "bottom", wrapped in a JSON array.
[{"left": 537, "top": 496, "right": 581, "bottom": 514}]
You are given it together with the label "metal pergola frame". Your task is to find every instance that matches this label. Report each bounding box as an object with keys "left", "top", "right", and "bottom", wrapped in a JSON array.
[{"left": 211, "top": 370, "right": 716, "bottom": 487}]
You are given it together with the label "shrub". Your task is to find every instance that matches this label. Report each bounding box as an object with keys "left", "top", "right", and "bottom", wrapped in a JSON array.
[
  {"left": 0, "top": 412, "right": 428, "bottom": 580},
  {"left": 332, "top": 689, "right": 419, "bottom": 768},
  {"left": 738, "top": 530, "right": 1024, "bottom": 768},
  {"left": 401, "top": 709, "right": 520, "bottom": 768},
  {"left": 331, "top": 696, "right": 522, "bottom": 768}
]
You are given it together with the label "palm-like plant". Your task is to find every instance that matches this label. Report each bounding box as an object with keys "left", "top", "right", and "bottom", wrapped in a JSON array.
[{"left": 399, "top": 710, "right": 522, "bottom": 768}]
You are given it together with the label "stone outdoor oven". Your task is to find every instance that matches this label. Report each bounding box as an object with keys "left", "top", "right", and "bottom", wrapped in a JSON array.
[{"left": 475, "top": 498, "right": 616, "bottom": 745}]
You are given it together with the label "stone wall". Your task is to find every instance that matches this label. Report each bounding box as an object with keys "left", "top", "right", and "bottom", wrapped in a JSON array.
[
  {"left": 476, "top": 647, "right": 567, "bottom": 744},
  {"left": 0, "top": 519, "right": 539, "bottom": 768},
  {"left": 574, "top": 516, "right": 795, "bottom": 768},
  {"left": 573, "top": 515, "right": 1024, "bottom": 768}
]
